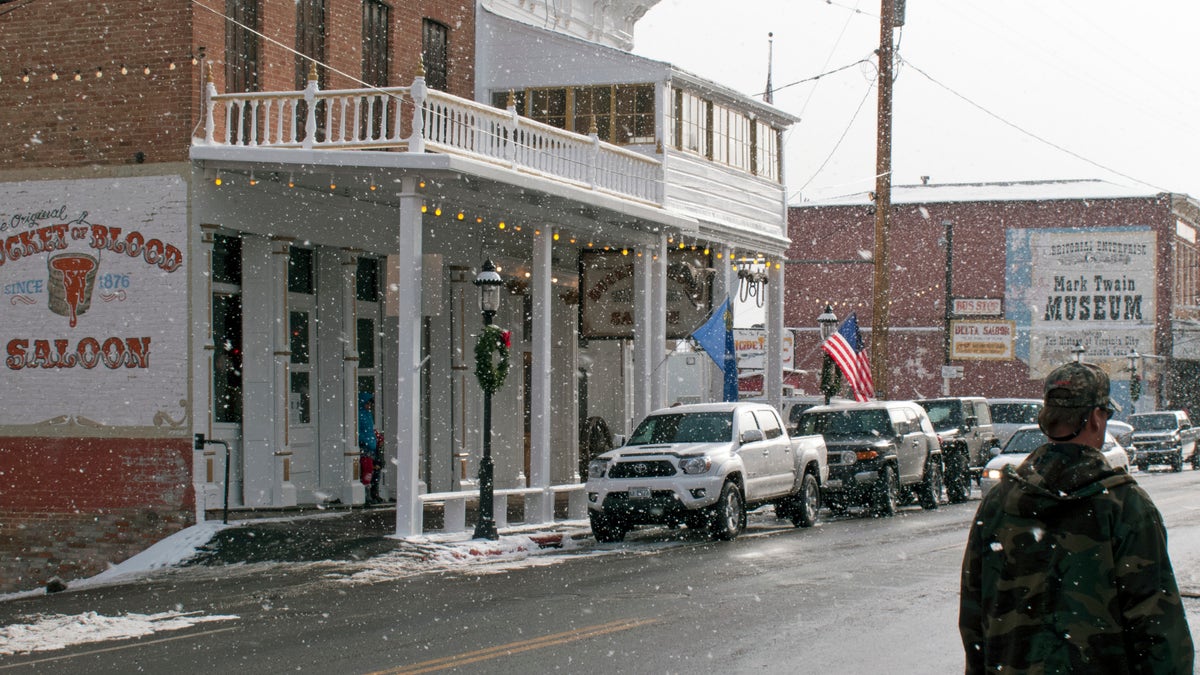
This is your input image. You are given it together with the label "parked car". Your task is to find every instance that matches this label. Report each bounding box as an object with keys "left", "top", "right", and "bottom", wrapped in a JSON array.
[
  {"left": 795, "top": 400, "right": 942, "bottom": 517},
  {"left": 1127, "top": 410, "right": 1200, "bottom": 472},
  {"left": 1107, "top": 420, "right": 1134, "bottom": 447},
  {"left": 980, "top": 424, "right": 1130, "bottom": 496},
  {"left": 916, "top": 397, "right": 999, "bottom": 503},
  {"left": 777, "top": 395, "right": 855, "bottom": 436},
  {"left": 584, "top": 402, "right": 828, "bottom": 542},
  {"left": 989, "top": 398, "right": 1044, "bottom": 448}
]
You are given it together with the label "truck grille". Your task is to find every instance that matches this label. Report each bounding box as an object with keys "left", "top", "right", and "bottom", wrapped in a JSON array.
[{"left": 607, "top": 460, "right": 676, "bottom": 478}]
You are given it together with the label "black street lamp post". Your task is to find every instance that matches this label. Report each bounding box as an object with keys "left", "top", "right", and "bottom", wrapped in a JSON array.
[
  {"left": 818, "top": 304, "right": 840, "bottom": 404},
  {"left": 1127, "top": 348, "right": 1141, "bottom": 415},
  {"left": 473, "top": 260, "right": 503, "bottom": 540}
]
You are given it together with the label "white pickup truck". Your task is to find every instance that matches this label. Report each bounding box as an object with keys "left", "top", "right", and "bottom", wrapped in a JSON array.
[{"left": 584, "top": 402, "right": 829, "bottom": 542}]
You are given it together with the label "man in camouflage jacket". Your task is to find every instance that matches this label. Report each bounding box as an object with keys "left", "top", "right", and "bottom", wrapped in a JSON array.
[{"left": 960, "top": 362, "right": 1193, "bottom": 674}]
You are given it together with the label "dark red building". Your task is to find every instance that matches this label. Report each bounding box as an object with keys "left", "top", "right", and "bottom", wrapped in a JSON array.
[{"left": 785, "top": 180, "right": 1200, "bottom": 416}]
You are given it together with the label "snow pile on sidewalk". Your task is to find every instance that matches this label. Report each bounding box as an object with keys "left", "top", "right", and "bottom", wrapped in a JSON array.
[{"left": 0, "top": 610, "right": 238, "bottom": 656}]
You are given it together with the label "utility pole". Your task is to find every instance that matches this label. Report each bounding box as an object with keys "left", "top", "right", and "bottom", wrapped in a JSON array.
[{"left": 871, "top": 0, "right": 897, "bottom": 398}]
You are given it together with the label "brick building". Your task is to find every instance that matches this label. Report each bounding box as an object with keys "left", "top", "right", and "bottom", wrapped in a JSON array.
[
  {"left": 0, "top": 0, "right": 796, "bottom": 592},
  {"left": 785, "top": 180, "right": 1200, "bottom": 416}
]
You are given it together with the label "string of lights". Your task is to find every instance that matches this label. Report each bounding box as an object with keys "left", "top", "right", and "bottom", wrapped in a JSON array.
[
  {"left": 1, "top": 51, "right": 204, "bottom": 85},
  {"left": 207, "top": 168, "right": 778, "bottom": 267}
]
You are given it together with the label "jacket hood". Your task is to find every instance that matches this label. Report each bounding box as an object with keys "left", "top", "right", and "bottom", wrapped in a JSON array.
[{"left": 999, "top": 442, "right": 1134, "bottom": 518}]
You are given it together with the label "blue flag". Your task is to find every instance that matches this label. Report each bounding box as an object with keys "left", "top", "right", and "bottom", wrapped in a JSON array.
[{"left": 692, "top": 297, "right": 739, "bottom": 402}]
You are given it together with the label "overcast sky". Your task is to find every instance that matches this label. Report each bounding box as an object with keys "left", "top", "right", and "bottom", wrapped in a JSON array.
[{"left": 632, "top": 0, "right": 1200, "bottom": 204}]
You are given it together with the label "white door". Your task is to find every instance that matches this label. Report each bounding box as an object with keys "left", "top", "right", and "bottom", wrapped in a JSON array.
[{"left": 287, "top": 246, "right": 318, "bottom": 499}]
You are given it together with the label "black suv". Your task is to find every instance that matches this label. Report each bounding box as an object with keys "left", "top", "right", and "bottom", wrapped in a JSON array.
[
  {"left": 795, "top": 401, "right": 942, "bottom": 517},
  {"left": 916, "top": 397, "right": 999, "bottom": 503}
]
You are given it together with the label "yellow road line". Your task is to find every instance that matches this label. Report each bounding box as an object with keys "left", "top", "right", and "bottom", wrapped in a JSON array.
[{"left": 373, "top": 617, "right": 660, "bottom": 675}]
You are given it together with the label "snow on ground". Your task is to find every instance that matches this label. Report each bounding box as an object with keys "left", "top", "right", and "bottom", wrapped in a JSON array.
[
  {"left": 0, "top": 519, "right": 604, "bottom": 656},
  {"left": 0, "top": 610, "right": 239, "bottom": 656}
]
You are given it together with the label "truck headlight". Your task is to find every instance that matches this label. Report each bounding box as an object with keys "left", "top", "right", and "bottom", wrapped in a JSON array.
[
  {"left": 587, "top": 459, "right": 609, "bottom": 478},
  {"left": 680, "top": 456, "right": 712, "bottom": 475},
  {"left": 984, "top": 468, "right": 1003, "bottom": 481}
]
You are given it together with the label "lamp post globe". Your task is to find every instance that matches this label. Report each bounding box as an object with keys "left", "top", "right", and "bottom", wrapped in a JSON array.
[
  {"left": 472, "top": 259, "right": 503, "bottom": 540},
  {"left": 818, "top": 304, "right": 839, "bottom": 404},
  {"left": 1071, "top": 341, "right": 1086, "bottom": 363}
]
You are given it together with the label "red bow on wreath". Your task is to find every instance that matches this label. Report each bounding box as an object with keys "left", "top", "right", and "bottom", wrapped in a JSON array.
[{"left": 502, "top": 330, "right": 512, "bottom": 348}]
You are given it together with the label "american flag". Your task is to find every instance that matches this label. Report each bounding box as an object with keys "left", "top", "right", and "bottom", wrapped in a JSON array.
[{"left": 822, "top": 313, "right": 875, "bottom": 402}]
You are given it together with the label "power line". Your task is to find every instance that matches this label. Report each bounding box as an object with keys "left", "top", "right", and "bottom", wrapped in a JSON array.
[
  {"left": 757, "top": 57, "right": 872, "bottom": 100},
  {"left": 900, "top": 57, "right": 1168, "bottom": 193},
  {"left": 792, "top": 71, "right": 877, "bottom": 200}
]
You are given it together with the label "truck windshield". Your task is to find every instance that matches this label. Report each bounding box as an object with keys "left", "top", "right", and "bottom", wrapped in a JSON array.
[
  {"left": 1131, "top": 414, "right": 1176, "bottom": 431},
  {"left": 796, "top": 409, "right": 892, "bottom": 438},
  {"left": 917, "top": 401, "right": 962, "bottom": 430},
  {"left": 991, "top": 402, "right": 1041, "bottom": 425},
  {"left": 627, "top": 412, "right": 733, "bottom": 445}
]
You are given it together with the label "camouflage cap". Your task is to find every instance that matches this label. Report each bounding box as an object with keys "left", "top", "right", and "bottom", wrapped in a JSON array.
[{"left": 1043, "top": 361, "right": 1122, "bottom": 413}]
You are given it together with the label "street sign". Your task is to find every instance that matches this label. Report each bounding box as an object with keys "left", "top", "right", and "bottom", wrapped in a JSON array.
[{"left": 941, "top": 365, "right": 963, "bottom": 379}]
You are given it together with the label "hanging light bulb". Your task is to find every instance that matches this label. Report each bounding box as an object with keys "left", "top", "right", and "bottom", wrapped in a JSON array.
[
  {"left": 421, "top": 204, "right": 428, "bottom": 213},
  {"left": 498, "top": 221, "right": 506, "bottom": 230},
  {"left": 457, "top": 212, "right": 465, "bottom": 220},
  {"left": 434, "top": 206, "right": 442, "bottom": 216},
  {"left": 329, "top": 176, "right": 337, "bottom": 190},
  {"left": 73, "top": 70, "right": 82, "bottom": 81},
  {"left": 213, "top": 172, "right": 223, "bottom": 186},
  {"left": 368, "top": 175, "right": 377, "bottom": 191},
  {"left": 552, "top": 231, "right": 560, "bottom": 241},
  {"left": 287, "top": 173, "right": 295, "bottom": 188},
  {"left": 248, "top": 171, "right": 258, "bottom": 186},
  {"left": 621, "top": 248, "right": 629, "bottom": 256},
  {"left": 120, "top": 64, "right": 128, "bottom": 76},
  {"left": 95, "top": 67, "right": 103, "bottom": 78},
  {"left": 50, "top": 71, "right": 59, "bottom": 81}
]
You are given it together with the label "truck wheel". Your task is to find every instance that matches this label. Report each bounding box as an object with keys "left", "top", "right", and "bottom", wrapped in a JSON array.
[
  {"left": 918, "top": 457, "right": 943, "bottom": 510},
  {"left": 589, "top": 511, "right": 628, "bottom": 543},
  {"left": 790, "top": 473, "right": 821, "bottom": 528},
  {"left": 709, "top": 481, "right": 745, "bottom": 541},
  {"left": 872, "top": 465, "right": 899, "bottom": 518},
  {"left": 945, "top": 452, "right": 970, "bottom": 503}
]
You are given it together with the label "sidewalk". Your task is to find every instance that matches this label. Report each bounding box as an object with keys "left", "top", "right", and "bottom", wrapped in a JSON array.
[{"left": 189, "top": 499, "right": 590, "bottom": 567}]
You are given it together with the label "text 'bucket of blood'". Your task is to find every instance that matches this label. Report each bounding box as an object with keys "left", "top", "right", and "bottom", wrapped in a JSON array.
[{"left": 47, "top": 252, "right": 99, "bottom": 327}]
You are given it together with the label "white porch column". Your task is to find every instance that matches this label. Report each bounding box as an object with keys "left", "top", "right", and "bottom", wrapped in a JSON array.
[
  {"left": 767, "top": 260, "right": 785, "bottom": 409},
  {"left": 271, "top": 236, "right": 297, "bottom": 506},
  {"left": 650, "top": 235, "right": 668, "bottom": 411},
  {"left": 527, "top": 230, "right": 554, "bottom": 523},
  {"left": 394, "top": 177, "right": 425, "bottom": 538},
  {"left": 194, "top": 224, "right": 220, "bottom": 520},
  {"left": 711, "top": 245, "right": 735, "bottom": 403},
  {"left": 342, "top": 249, "right": 365, "bottom": 505},
  {"left": 632, "top": 247, "right": 653, "bottom": 425}
]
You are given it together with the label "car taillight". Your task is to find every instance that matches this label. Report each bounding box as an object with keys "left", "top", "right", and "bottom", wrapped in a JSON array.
[{"left": 856, "top": 449, "right": 879, "bottom": 461}]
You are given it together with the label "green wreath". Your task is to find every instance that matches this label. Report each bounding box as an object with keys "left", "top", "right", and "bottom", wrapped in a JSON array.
[{"left": 474, "top": 325, "right": 511, "bottom": 395}]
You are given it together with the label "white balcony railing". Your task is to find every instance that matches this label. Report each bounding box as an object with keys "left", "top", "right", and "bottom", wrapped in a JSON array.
[{"left": 200, "top": 70, "right": 663, "bottom": 204}]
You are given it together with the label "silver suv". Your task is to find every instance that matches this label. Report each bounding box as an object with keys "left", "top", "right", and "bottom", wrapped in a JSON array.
[{"left": 796, "top": 401, "right": 943, "bottom": 517}]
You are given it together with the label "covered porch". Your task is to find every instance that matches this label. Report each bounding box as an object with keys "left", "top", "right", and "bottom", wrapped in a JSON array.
[{"left": 189, "top": 67, "right": 787, "bottom": 537}]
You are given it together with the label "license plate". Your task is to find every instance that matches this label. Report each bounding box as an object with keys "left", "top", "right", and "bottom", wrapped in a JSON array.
[{"left": 629, "top": 487, "right": 651, "bottom": 500}]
